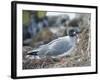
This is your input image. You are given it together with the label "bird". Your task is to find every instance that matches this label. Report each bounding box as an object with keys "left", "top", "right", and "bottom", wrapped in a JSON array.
[{"left": 27, "top": 28, "right": 80, "bottom": 59}]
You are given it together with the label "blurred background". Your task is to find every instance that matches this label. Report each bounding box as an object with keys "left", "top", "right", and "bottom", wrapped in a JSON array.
[{"left": 22, "top": 10, "right": 91, "bottom": 69}]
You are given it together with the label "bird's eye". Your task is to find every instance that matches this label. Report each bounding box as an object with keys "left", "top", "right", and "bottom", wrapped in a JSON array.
[{"left": 73, "top": 31, "right": 76, "bottom": 34}]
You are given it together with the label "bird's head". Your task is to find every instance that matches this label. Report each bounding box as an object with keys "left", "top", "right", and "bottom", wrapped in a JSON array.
[{"left": 68, "top": 28, "right": 80, "bottom": 37}]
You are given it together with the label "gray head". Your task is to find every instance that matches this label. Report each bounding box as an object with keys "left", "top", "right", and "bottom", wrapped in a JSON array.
[{"left": 68, "top": 28, "right": 80, "bottom": 37}]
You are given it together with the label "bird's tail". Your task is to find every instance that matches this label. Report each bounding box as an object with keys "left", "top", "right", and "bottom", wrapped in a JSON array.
[{"left": 27, "top": 48, "right": 40, "bottom": 56}]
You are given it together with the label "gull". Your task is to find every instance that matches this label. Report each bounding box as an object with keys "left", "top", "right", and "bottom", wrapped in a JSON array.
[{"left": 27, "top": 28, "right": 80, "bottom": 59}]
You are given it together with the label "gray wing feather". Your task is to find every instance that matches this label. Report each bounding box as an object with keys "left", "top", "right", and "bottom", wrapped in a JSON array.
[
  {"left": 36, "top": 37, "right": 76, "bottom": 57},
  {"left": 45, "top": 38, "right": 74, "bottom": 56}
]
